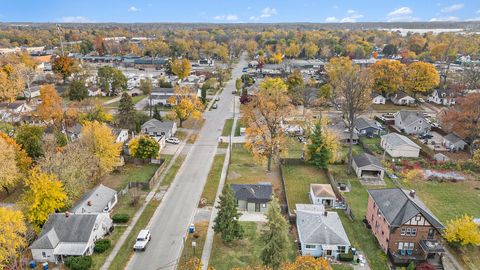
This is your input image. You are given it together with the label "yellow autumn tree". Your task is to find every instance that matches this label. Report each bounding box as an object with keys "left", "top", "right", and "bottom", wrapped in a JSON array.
[
  {"left": 282, "top": 256, "right": 332, "bottom": 270},
  {"left": 0, "top": 207, "right": 27, "bottom": 268},
  {"left": 80, "top": 121, "right": 121, "bottom": 177},
  {"left": 0, "top": 63, "right": 25, "bottom": 103},
  {"left": 246, "top": 40, "right": 258, "bottom": 58},
  {"left": 404, "top": 62, "right": 440, "bottom": 97},
  {"left": 444, "top": 215, "right": 480, "bottom": 246},
  {"left": 473, "top": 149, "right": 480, "bottom": 166},
  {"left": 171, "top": 58, "right": 192, "bottom": 80},
  {"left": 0, "top": 132, "right": 32, "bottom": 173},
  {"left": 285, "top": 43, "right": 301, "bottom": 58},
  {"left": 370, "top": 59, "right": 406, "bottom": 96},
  {"left": 37, "top": 84, "right": 63, "bottom": 125},
  {"left": 21, "top": 168, "right": 68, "bottom": 229},
  {"left": 167, "top": 86, "right": 204, "bottom": 127},
  {"left": 0, "top": 137, "right": 21, "bottom": 194}
]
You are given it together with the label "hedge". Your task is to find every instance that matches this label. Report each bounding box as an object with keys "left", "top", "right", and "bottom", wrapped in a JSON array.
[
  {"left": 112, "top": 213, "right": 130, "bottom": 223},
  {"left": 94, "top": 239, "right": 111, "bottom": 253},
  {"left": 64, "top": 256, "right": 92, "bottom": 270},
  {"left": 338, "top": 250, "right": 354, "bottom": 262}
]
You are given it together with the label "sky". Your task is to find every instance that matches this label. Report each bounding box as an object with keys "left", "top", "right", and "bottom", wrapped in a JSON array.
[{"left": 1, "top": 0, "right": 480, "bottom": 23}]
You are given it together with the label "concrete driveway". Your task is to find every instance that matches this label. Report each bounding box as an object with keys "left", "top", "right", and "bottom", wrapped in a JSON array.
[{"left": 126, "top": 54, "right": 247, "bottom": 270}]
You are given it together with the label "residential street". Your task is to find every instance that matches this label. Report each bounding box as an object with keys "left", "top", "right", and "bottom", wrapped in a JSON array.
[{"left": 126, "top": 54, "right": 246, "bottom": 270}]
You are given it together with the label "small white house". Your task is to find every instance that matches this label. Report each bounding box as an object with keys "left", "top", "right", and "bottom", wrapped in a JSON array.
[
  {"left": 113, "top": 129, "right": 129, "bottom": 144},
  {"left": 70, "top": 184, "right": 118, "bottom": 214},
  {"left": 394, "top": 110, "right": 431, "bottom": 135},
  {"left": 428, "top": 89, "right": 455, "bottom": 106},
  {"left": 381, "top": 133, "right": 421, "bottom": 158},
  {"left": 309, "top": 184, "right": 336, "bottom": 207},
  {"left": 391, "top": 91, "right": 415, "bottom": 105},
  {"left": 372, "top": 94, "right": 386, "bottom": 104}
]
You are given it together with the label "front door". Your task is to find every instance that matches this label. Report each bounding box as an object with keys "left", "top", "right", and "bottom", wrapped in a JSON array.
[
  {"left": 326, "top": 250, "right": 332, "bottom": 256},
  {"left": 255, "top": 203, "right": 260, "bottom": 212}
]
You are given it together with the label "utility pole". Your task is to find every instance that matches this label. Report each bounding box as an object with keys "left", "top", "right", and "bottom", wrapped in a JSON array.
[{"left": 56, "top": 24, "right": 65, "bottom": 56}]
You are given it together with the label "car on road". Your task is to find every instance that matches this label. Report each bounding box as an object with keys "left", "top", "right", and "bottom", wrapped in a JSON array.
[
  {"left": 134, "top": 230, "right": 151, "bottom": 251},
  {"left": 215, "top": 97, "right": 220, "bottom": 101},
  {"left": 231, "top": 90, "right": 237, "bottom": 94},
  {"left": 242, "top": 67, "right": 248, "bottom": 72},
  {"left": 166, "top": 137, "right": 180, "bottom": 144},
  {"left": 212, "top": 103, "right": 218, "bottom": 109}
]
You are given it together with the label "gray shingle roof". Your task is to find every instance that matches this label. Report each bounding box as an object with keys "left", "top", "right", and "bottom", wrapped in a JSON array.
[
  {"left": 30, "top": 228, "right": 59, "bottom": 249},
  {"left": 381, "top": 133, "right": 420, "bottom": 149},
  {"left": 395, "top": 110, "right": 427, "bottom": 126},
  {"left": 353, "top": 153, "right": 383, "bottom": 168},
  {"left": 141, "top": 119, "right": 175, "bottom": 135},
  {"left": 296, "top": 204, "right": 350, "bottom": 246},
  {"left": 231, "top": 183, "right": 272, "bottom": 203},
  {"left": 368, "top": 188, "right": 444, "bottom": 230},
  {"left": 70, "top": 184, "right": 117, "bottom": 213},
  {"left": 444, "top": 133, "right": 464, "bottom": 144},
  {"left": 354, "top": 117, "right": 381, "bottom": 131}
]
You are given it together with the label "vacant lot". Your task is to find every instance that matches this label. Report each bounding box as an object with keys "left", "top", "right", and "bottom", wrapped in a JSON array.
[
  {"left": 102, "top": 163, "right": 160, "bottom": 191},
  {"left": 227, "top": 145, "right": 267, "bottom": 185}
]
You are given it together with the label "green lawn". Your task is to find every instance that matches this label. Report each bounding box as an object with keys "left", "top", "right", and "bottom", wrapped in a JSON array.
[
  {"left": 222, "top": 118, "right": 234, "bottom": 136},
  {"left": 209, "top": 222, "right": 296, "bottom": 270},
  {"left": 91, "top": 226, "right": 126, "bottom": 270},
  {"left": 338, "top": 145, "right": 364, "bottom": 162},
  {"left": 201, "top": 154, "right": 226, "bottom": 205},
  {"left": 110, "top": 192, "right": 145, "bottom": 225},
  {"left": 332, "top": 264, "right": 354, "bottom": 270},
  {"left": 282, "top": 163, "right": 329, "bottom": 211},
  {"left": 162, "top": 155, "right": 186, "bottom": 186},
  {"left": 234, "top": 118, "right": 245, "bottom": 136},
  {"left": 372, "top": 102, "right": 417, "bottom": 112},
  {"left": 106, "top": 95, "right": 146, "bottom": 108},
  {"left": 175, "top": 130, "right": 188, "bottom": 140},
  {"left": 227, "top": 145, "right": 267, "bottom": 185},
  {"left": 287, "top": 137, "right": 305, "bottom": 159},
  {"left": 102, "top": 163, "right": 160, "bottom": 191},
  {"left": 359, "top": 137, "right": 383, "bottom": 155},
  {"left": 179, "top": 221, "right": 209, "bottom": 264}
]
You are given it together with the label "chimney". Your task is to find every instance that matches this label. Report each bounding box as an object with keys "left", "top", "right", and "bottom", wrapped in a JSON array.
[
  {"left": 409, "top": 190, "right": 416, "bottom": 198},
  {"left": 65, "top": 212, "right": 70, "bottom": 218}
]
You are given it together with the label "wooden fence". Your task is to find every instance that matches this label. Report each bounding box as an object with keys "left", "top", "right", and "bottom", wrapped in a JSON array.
[{"left": 125, "top": 158, "right": 167, "bottom": 191}]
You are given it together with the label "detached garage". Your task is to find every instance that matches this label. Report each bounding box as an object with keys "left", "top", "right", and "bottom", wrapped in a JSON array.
[{"left": 381, "top": 133, "right": 421, "bottom": 158}]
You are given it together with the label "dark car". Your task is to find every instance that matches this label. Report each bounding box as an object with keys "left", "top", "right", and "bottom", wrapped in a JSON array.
[
  {"left": 131, "top": 93, "right": 139, "bottom": 97},
  {"left": 419, "top": 133, "right": 433, "bottom": 139}
]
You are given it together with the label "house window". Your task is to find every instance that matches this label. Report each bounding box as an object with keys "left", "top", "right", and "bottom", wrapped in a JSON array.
[
  {"left": 406, "top": 228, "right": 411, "bottom": 236},
  {"left": 262, "top": 204, "right": 266, "bottom": 208},
  {"left": 398, "top": 242, "right": 403, "bottom": 250},
  {"left": 338, "top": 246, "right": 346, "bottom": 253},
  {"left": 401, "top": 228, "right": 406, "bottom": 235},
  {"left": 408, "top": 243, "right": 414, "bottom": 250},
  {"left": 415, "top": 215, "right": 421, "bottom": 221},
  {"left": 42, "top": 252, "right": 47, "bottom": 258},
  {"left": 412, "top": 228, "right": 417, "bottom": 236},
  {"left": 305, "top": 244, "right": 316, "bottom": 249}
]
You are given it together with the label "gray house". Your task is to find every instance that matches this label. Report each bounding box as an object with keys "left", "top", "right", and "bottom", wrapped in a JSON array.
[
  {"left": 354, "top": 117, "right": 383, "bottom": 137},
  {"left": 394, "top": 111, "right": 431, "bottom": 135},
  {"left": 70, "top": 184, "right": 118, "bottom": 214},
  {"left": 296, "top": 204, "right": 351, "bottom": 259},
  {"left": 381, "top": 133, "right": 421, "bottom": 158},
  {"left": 231, "top": 183, "right": 272, "bottom": 213},
  {"left": 352, "top": 153, "right": 384, "bottom": 180},
  {"left": 443, "top": 133, "right": 467, "bottom": 151},
  {"left": 141, "top": 119, "right": 177, "bottom": 138}
]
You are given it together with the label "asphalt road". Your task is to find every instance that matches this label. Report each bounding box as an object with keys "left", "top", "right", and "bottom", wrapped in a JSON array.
[{"left": 126, "top": 54, "right": 247, "bottom": 270}]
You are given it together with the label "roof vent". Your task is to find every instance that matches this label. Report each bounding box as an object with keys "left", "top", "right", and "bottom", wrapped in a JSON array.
[
  {"left": 409, "top": 190, "right": 416, "bottom": 198},
  {"left": 87, "top": 201, "right": 92, "bottom": 206}
]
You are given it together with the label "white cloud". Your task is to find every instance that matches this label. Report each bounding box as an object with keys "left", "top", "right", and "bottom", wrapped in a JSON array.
[
  {"left": 347, "top": 9, "right": 356, "bottom": 14},
  {"left": 441, "top": 4, "right": 464, "bottom": 13},
  {"left": 430, "top": 16, "right": 459, "bottom": 21},
  {"left": 57, "top": 16, "right": 94, "bottom": 23},
  {"left": 476, "top": 9, "right": 480, "bottom": 14},
  {"left": 325, "top": 17, "right": 339, "bottom": 23},
  {"left": 128, "top": 6, "right": 141, "bottom": 12},
  {"left": 260, "top": 7, "right": 277, "bottom": 18},
  {"left": 339, "top": 10, "right": 363, "bottom": 23},
  {"left": 213, "top": 14, "right": 238, "bottom": 21},
  {"left": 387, "top": 7, "right": 418, "bottom": 22}
]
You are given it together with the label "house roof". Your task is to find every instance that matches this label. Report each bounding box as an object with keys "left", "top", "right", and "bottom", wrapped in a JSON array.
[
  {"left": 371, "top": 93, "right": 385, "bottom": 99},
  {"left": 353, "top": 153, "right": 383, "bottom": 169},
  {"left": 394, "top": 91, "right": 414, "bottom": 100},
  {"left": 30, "top": 213, "right": 99, "bottom": 249},
  {"left": 310, "top": 184, "right": 336, "bottom": 198},
  {"left": 231, "top": 183, "right": 272, "bottom": 203},
  {"left": 435, "top": 89, "right": 451, "bottom": 97},
  {"left": 70, "top": 184, "right": 117, "bottom": 214},
  {"left": 367, "top": 188, "right": 444, "bottom": 230},
  {"left": 296, "top": 204, "right": 350, "bottom": 246},
  {"left": 444, "top": 133, "right": 465, "bottom": 144},
  {"left": 354, "top": 117, "right": 382, "bottom": 131},
  {"left": 395, "top": 110, "right": 428, "bottom": 126},
  {"left": 0, "top": 101, "right": 28, "bottom": 110},
  {"left": 381, "top": 133, "right": 420, "bottom": 149},
  {"left": 141, "top": 119, "right": 175, "bottom": 134}
]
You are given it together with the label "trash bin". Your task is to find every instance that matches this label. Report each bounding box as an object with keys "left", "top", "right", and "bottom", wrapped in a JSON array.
[
  {"left": 42, "top": 262, "right": 48, "bottom": 270},
  {"left": 351, "top": 247, "right": 357, "bottom": 256},
  {"left": 188, "top": 223, "right": 195, "bottom": 233},
  {"left": 29, "top": 260, "right": 36, "bottom": 269}
]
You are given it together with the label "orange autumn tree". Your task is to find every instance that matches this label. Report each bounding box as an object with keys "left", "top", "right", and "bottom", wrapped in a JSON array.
[
  {"left": 167, "top": 86, "right": 204, "bottom": 127},
  {"left": 0, "top": 132, "right": 32, "bottom": 173},
  {"left": 282, "top": 256, "right": 332, "bottom": 270},
  {"left": 369, "top": 59, "right": 406, "bottom": 96},
  {"left": 37, "top": 84, "right": 63, "bottom": 125},
  {"left": 404, "top": 62, "right": 439, "bottom": 97}
]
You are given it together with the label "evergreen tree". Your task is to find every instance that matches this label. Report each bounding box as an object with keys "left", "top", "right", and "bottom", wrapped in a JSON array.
[
  {"left": 153, "top": 105, "right": 162, "bottom": 121},
  {"left": 213, "top": 185, "right": 243, "bottom": 243},
  {"left": 117, "top": 92, "right": 136, "bottom": 130},
  {"left": 306, "top": 120, "right": 332, "bottom": 169},
  {"left": 261, "top": 196, "right": 290, "bottom": 269},
  {"left": 68, "top": 78, "right": 88, "bottom": 101}
]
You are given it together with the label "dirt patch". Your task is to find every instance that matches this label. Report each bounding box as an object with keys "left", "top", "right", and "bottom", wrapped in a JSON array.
[{"left": 267, "top": 166, "right": 287, "bottom": 205}]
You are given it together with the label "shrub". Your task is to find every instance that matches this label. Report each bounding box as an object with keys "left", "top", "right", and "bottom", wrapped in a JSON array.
[
  {"left": 112, "top": 213, "right": 130, "bottom": 223},
  {"left": 338, "top": 250, "right": 354, "bottom": 262},
  {"left": 64, "top": 256, "right": 92, "bottom": 270},
  {"left": 94, "top": 239, "right": 111, "bottom": 253}
]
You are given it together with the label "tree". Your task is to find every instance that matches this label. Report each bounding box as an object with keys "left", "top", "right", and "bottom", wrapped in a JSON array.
[
  {"left": 21, "top": 168, "right": 67, "bottom": 229},
  {"left": 382, "top": 44, "right": 398, "bottom": 57},
  {"left": 97, "top": 66, "right": 127, "bottom": 95},
  {"left": 244, "top": 78, "right": 293, "bottom": 171},
  {"left": 473, "top": 149, "right": 480, "bottom": 166},
  {"left": 213, "top": 185, "right": 243, "bottom": 243},
  {"left": 261, "top": 197, "right": 290, "bottom": 269},
  {"left": 167, "top": 86, "right": 204, "bottom": 127},
  {"left": 0, "top": 207, "right": 27, "bottom": 269},
  {"left": 444, "top": 215, "right": 480, "bottom": 246},
  {"left": 80, "top": 121, "right": 121, "bottom": 177},
  {"left": 404, "top": 62, "right": 439, "bottom": 97},
  {"left": 0, "top": 63, "right": 25, "bottom": 103},
  {"left": 68, "top": 78, "right": 88, "bottom": 101},
  {"left": 285, "top": 43, "right": 301, "bottom": 58},
  {"left": 52, "top": 56, "right": 76, "bottom": 82},
  {"left": 461, "top": 64, "right": 480, "bottom": 89},
  {"left": 0, "top": 138, "right": 21, "bottom": 194},
  {"left": 0, "top": 132, "right": 31, "bottom": 173},
  {"left": 370, "top": 60, "right": 406, "bottom": 96},
  {"left": 282, "top": 256, "right": 332, "bottom": 270},
  {"left": 303, "top": 42, "right": 319, "bottom": 59},
  {"left": 326, "top": 57, "right": 372, "bottom": 173},
  {"left": 14, "top": 54, "right": 38, "bottom": 102},
  {"left": 37, "top": 84, "right": 63, "bottom": 125},
  {"left": 79, "top": 101, "right": 113, "bottom": 123},
  {"left": 306, "top": 120, "right": 334, "bottom": 169},
  {"left": 117, "top": 92, "right": 136, "bottom": 130},
  {"left": 139, "top": 77, "right": 153, "bottom": 95},
  {"left": 128, "top": 135, "right": 160, "bottom": 159},
  {"left": 246, "top": 40, "right": 258, "bottom": 58},
  {"left": 15, "top": 124, "right": 45, "bottom": 159},
  {"left": 171, "top": 58, "right": 192, "bottom": 80},
  {"left": 286, "top": 70, "right": 305, "bottom": 105},
  {"left": 153, "top": 105, "right": 162, "bottom": 121}
]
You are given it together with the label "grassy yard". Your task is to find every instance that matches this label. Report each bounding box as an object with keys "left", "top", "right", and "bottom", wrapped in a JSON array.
[
  {"left": 222, "top": 118, "right": 234, "bottom": 136},
  {"left": 282, "top": 163, "right": 329, "bottom": 211},
  {"left": 234, "top": 118, "right": 245, "bottom": 136},
  {"left": 359, "top": 137, "right": 383, "bottom": 155},
  {"left": 372, "top": 102, "right": 417, "bottom": 112},
  {"left": 162, "top": 155, "right": 186, "bottom": 186},
  {"left": 227, "top": 145, "right": 267, "bottom": 185},
  {"left": 287, "top": 137, "right": 305, "bottom": 159},
  {"left": 332, "top": 264, "right": 354, "bottom": 270},
  {"left": 179, "top": 221, "right": 209, "bottom": 264},
  {"left": 209, "top": 222, "right": 296, "bottom": 270},
  {"left": 91, "top": 226, "right": 126, "bottom": 270},
  {"left": 201, "top": 154, "right": 226, "bottom": 205},
  {"left": 106, "top": 95, "right": 146, "bottom": 108},
  {"left": 175, "top": 130, "right": 188, "bottom": 140},
  {"left": 338, "top": 145, "right": 364, "bottom": 162},
  {"left": 110, "top": 191, "right": 146, "bottom": 225},
  {"left": 102, "top": 163, "right": 160, "bottom": 191}
]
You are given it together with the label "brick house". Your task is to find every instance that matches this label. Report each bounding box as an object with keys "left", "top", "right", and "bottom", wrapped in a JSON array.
[{"left": 366, "top": 188, "right": 445, "bottom": 266}]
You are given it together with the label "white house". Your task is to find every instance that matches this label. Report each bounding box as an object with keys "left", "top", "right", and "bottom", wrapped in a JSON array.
[
  {"left": 443, "top": 133, "right": 467, "bottom": 151},
  {"left": 296, "top": 204, "right": 351, "bottom": 259},
  {"left": 0, "top": 101, "right": 33, "bottom": 122},
  {"left": 309, "top": 184, "right": 336, "bottom": 207},
  {"left": 70, "top": 184, "right": 118, "bottom": 214},
  {"left": 391, "top": 91, "right": 415, "bottom": 105},
  {"left": 381, "top": 133, "right": 421, "bottom": 158},
  {"left": 428, "top": 89, "right": 455, "bottom": 106},
  {"left": 113, "top": 128, "right": 129, "bottom": 144},
  {"left": 372, "top": 93, "right": 386, "bottom": 104},
  {"left": 88, "top": 88, "right": 103, "bottom": 97},
  {"left": 394, "top": 110, "right": 431, "bottom": 135},
  {"left": 352, "top": 153, "right": 384, "bottom": 180},
  {"left": 141, "top": 119, "right": 177, "bottom": 139},
  {"left": 30, "top": 213, "right": 113, "bottom": 263}
]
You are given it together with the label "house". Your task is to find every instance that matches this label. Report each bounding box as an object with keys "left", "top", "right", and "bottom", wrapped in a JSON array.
[
  {"left": 428, "top": 89, "right": 455, "bottom": 106},
  {"left": 141, "top": 119, "right": 177, "bottom": 139},
  {"left": 352, "top": 153, "right": 384, "bottom": 180},
  {"left": 354, "top": 117, "right": 383, "bottom": 137},
  {"left": 112, "top": 128, "right": 129, "bottom": 144},
  {"left": 88, "top": 88, "right": 103, "bottom": 97},
  {"left": 296, "top": 204, "right": 351, "bottom": 259},
  {"left": 309, "top": 184, "right": 336, "bottom": 207},
  {"left": 0, "top": 101, "right": 33, "bottom": 123},
  {"left": 391, "top": 91, "right": 415, "bottom": 105},
  {"left": 372, "top": 93, "right": 386, "bottom": 104},
  {"left": 381, "top": 133, "right": 421, "bottom": 158},
  {"left": 231, "top": 182, "right": 272, "bottom": 213},
  {"left": 19, "top": 85, "right": 42, "bottom": 99},
  {"left": 64, "top": 123, "right": 82, "bottom": 141},
  {"left": 394, "top": 111, "right": 431, "bottom": 135},
  {"left": 366, "top": 188, "right": 445, "bottom": 266},
  {"left": 332, "top": 120, "right": 358, "bottom": 145},
  {"left": 30, "top": 213, "right": 113, "bottom": 263},
  {"left": 149, "top": 87, "right": 175, "bottom": 106},
  {"left": 443, "top": 133, "right": 467, "bottom": 151},
  {"left": 70, "top": 184, "right": 118, "bottom": 214}
]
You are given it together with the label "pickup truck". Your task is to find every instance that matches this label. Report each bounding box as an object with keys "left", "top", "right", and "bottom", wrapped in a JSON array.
[{"left": 133, "top": 230, "right": 151, "bottom": 251}]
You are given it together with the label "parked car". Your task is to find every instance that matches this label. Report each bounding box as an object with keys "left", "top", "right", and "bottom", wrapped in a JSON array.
[
  {"left": 131, "top": 93, "right": 139, "bottom": 97},
  {"left": 231, "top": 90, "right": 237, "bottom": 94},
  {"left": 431, "top": 123, "right": 441, "bottom": 128},
  {"left": 134, "top": 230, "right": 151, "bottom": 251},
  {"left": 417, "top": 97, "right": 425, "bottom": 103},
  {"left": 419, "top": 133, "right": 433, "bottom": 139},
  {"left": 166, "top": 137, "right": 180, "bottom": 144},
  {"left": 212, "top": 103, "right": 218, "bottom": 109},
  {"left": 215, "top": 97, "right": 220, "bottom": 101}
]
